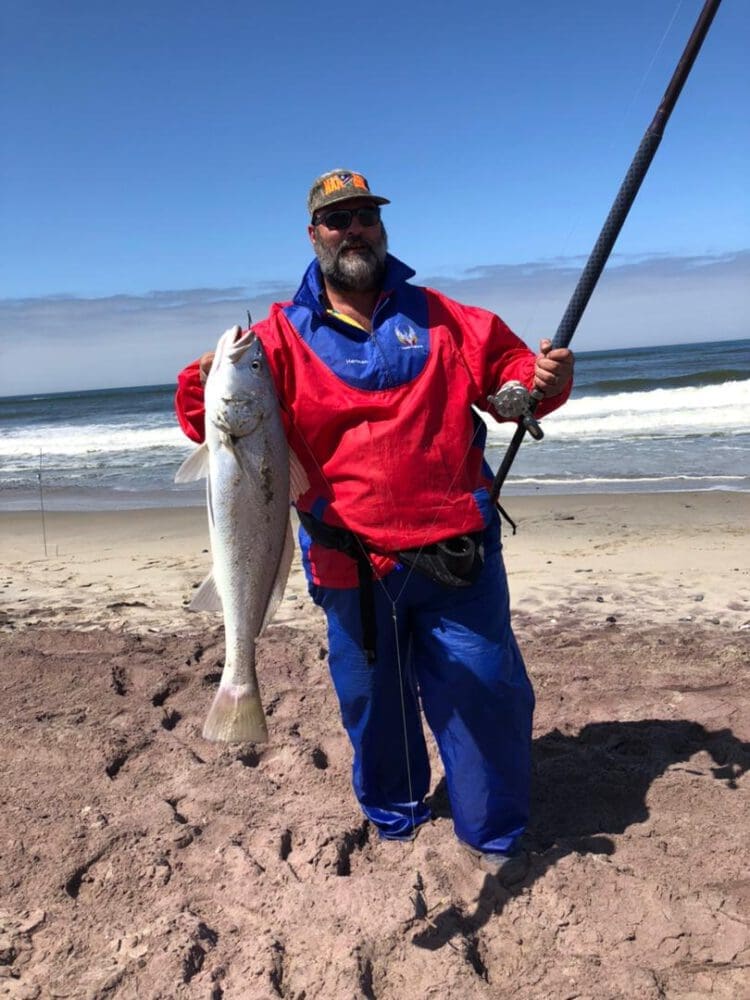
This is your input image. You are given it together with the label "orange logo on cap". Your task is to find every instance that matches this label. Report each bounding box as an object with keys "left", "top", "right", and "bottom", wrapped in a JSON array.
[{"left": 322, "top": 172, "right": 369, "bottom": 195}]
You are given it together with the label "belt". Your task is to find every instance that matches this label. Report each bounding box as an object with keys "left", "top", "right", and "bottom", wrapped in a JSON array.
[{"left": 298, "top": 511, "right": 484, "bottom": 664}]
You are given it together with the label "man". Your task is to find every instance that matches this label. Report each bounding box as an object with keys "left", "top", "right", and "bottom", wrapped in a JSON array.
[{"left": 175, "top": 169, "right": 574, "bottom": 883}]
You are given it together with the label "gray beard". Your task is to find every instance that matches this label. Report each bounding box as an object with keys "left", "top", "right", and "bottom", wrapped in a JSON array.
[{"left": 314, "top": 226, "right": 388, "bottom": 292}]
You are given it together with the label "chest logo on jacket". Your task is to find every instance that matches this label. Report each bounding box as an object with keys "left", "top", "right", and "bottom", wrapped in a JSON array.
[{"left": 395, "top": 324, "right": 423, "bottom": 349}]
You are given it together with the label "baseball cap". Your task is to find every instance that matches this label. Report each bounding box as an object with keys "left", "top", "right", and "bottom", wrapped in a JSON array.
[{"left": 307, "top": 169, "right": 390, "bottom": 217}]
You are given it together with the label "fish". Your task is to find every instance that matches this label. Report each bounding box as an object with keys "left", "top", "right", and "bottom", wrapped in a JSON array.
[{"left": 175, "top": 324, "right": 307, "bottom": 743}]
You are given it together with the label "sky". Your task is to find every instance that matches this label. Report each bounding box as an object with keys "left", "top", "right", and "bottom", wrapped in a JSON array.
[{"left": 1, "top": 0, "right": 748, "bottom": 395}]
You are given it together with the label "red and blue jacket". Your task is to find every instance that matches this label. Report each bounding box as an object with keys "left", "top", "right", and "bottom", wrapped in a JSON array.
[{"left": 175, "top": 254, "right": 571, "bottom": 587}]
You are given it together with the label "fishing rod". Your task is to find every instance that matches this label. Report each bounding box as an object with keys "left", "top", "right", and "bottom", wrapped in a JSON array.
[{"left": 488, "top": 0, "right": 723, "bottom": 504}]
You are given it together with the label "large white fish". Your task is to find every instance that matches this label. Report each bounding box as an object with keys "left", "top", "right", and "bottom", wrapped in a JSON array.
[{"left": 176, "top": 325, "right": 307, "bottom": 743}]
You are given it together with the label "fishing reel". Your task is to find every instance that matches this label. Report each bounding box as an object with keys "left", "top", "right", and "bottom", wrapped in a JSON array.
[{"left": 487, "top": 381, "right": 544, "bottom": 440}]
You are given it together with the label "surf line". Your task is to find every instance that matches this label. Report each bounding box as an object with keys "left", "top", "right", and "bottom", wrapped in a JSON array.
[{"left": 488, "top": 0, "right": 724, "bottom": 503}]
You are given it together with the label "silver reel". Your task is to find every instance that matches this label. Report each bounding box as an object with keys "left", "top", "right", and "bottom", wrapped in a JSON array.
[{"left": 488, "top": 380, "right": 533, "bottom": 419}]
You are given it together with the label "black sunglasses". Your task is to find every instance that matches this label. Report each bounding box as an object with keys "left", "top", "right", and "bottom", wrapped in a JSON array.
[{"left": 313, "top": 205, "right": 381, "bottom": 230}]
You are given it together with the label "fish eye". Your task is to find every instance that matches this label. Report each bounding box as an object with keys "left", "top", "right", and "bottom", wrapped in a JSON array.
[{"left": 251, "top": 360, "right": 261, "bottom": 370}]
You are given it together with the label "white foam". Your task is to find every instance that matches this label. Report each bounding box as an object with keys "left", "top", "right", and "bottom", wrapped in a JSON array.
[
  {"left": 0, "top": 422, "right": 190, "bottom": 459},
  {"left": 511, "top": 475, "right": 745, "bottom": 485},
  {"left": 4, "top": 379, "right": 749, "bottom": 461},
  {"left": 486, "top": 379, "right": 750, "bottom": 441}
]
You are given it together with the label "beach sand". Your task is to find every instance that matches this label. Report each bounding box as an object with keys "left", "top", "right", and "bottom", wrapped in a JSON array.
[{"left": 1, "top": 492, "right": 748, "bottom": 998}]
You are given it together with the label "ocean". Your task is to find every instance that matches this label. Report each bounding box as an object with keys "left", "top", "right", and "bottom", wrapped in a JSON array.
[{"left": 1, "top": 339, "right": 748, "bottom": 512}]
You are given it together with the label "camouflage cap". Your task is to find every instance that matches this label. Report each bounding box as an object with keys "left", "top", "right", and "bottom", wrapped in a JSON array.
[{"left": 307, "top": 169, "right": 390, "bottom": 217}]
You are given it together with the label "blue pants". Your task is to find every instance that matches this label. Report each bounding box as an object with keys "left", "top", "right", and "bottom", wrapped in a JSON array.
[{"left": 308, "top": 524, "right": 534, "bottom": 854}]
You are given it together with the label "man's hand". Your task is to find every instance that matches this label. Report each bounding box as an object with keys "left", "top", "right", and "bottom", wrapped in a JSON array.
[
  {"left": 199, "top": 352, "right": 215, "bottom": 384},
  {"left": 534, "top": 339, "right": 574, "bottom": 397}
]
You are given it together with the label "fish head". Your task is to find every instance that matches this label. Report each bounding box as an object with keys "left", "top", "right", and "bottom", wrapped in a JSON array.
[{"left": 205, "top": 326, "right": 278, "bottom": 439}]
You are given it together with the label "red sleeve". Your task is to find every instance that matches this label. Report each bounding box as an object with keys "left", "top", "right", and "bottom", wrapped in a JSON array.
[
  {"left": 175, "top": 359, "right": 206, "bottom": 443},
  {"left": 429, "top": 289, "right": 572, "bottom": 420}
]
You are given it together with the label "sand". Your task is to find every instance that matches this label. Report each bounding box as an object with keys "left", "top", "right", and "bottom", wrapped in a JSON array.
[{"left": 1, "top": 492, "right": 748, "bottom": 999}]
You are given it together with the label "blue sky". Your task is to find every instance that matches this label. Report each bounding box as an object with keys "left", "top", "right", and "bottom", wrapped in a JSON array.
[{"left": 1, "top": 0, "right": 748, "bottom": 394}]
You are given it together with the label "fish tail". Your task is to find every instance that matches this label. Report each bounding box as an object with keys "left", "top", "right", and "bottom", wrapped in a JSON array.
[{"left": 202, "top": 684, "right": 268, "bottom": 744}]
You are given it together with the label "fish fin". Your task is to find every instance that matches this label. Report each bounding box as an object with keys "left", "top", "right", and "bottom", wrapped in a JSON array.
[
  {"left": 188, "top": 571, "right": 222, "bottom": 612},
  {"left": 202, "top": 684, "right": 268, "bottom": 743},
  {"left": 289, "top": 447, "right": 310, "bottom": 501},
  {"left": 258, "top": 519, "right": 294, "bottom": 636},
  {"left": 175, "top": 443, "right": 210, "bottom": 483}
]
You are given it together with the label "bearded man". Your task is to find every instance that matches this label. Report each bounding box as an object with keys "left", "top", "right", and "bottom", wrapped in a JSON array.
[{"left": 175, "top": 169, "right": 574, "bottom": 884}]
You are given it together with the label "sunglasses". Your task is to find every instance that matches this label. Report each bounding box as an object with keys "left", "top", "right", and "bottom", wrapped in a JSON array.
[{"left": 313, "top": 205, "right": 381, "bottom": 230}]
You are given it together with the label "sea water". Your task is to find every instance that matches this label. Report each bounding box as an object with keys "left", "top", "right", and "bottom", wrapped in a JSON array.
[{"left": 1, "top": 339, "right": 748, "bottom": 511}]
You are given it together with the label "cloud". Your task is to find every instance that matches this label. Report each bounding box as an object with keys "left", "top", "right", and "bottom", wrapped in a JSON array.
[
  {"left": 1, "top": 251, "right": 747, "bottom": 395},
  {"left": 0, "top": 285, "right": 295, "bottom": 396},
  {"left": 418, "top": 251, "right": 750, "bottom": 351}
]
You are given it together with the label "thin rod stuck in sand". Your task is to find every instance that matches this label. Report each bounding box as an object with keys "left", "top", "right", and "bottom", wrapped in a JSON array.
[{"left": 38, "top": 449, "right": 48, "bottom": 557}]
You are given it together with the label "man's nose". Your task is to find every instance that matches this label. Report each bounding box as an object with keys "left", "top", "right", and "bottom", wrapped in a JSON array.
[{"left": 345, "top": 216, "right": 365, "bottom": 235}]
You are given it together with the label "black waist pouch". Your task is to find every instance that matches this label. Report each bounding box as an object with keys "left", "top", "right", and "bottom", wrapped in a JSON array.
[{"left": 397, "top": 533, "right": 484, "bottom": 588}]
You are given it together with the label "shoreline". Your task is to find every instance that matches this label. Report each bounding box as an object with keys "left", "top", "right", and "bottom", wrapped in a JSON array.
[
  {"left": 2, "top": 490, "right": 748, "bottom": 635},
  {"left": 2, "top": 482, "right": 748, "bottom": 515}
]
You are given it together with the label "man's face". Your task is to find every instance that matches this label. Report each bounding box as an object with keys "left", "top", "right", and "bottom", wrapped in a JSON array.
[{"left": 308, "top": 198, "right": 387, "bottom": 293}]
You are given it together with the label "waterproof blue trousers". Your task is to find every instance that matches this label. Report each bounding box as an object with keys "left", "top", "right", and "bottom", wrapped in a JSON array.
[{"left": 309, "top": 524, "right": 534, "bottom": 854}]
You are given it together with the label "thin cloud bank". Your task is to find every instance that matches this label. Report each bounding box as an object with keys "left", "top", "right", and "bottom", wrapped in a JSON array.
[
  {"left": 1, "top": 252, "right": 747, "bottom": 396},
  {"left": 420, "top": 251, "right": 750, "bottom": 352},
  {"left": 0, "top": 286, "right": 292, "bottom": 397}
]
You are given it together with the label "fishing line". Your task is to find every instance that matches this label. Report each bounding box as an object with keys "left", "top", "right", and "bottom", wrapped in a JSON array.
[
  {"left": 282, "top": 409, "right": 422, "bottom": 824},
  {"left": 271, "top": 0, "right": 715, "bottom": 849},
  {"left": 621, "top": 0, "right": 686, "bottom": 125},
  {"left": 370, "top": 408, "right": 489, "bottom": 830},
  {"left": 515, "top": 0, "right": 687, "bottom": 345},
  {"left": 279, "top": 0, "right": 694, "bottom": 814},
  {"left": 390, "top": 605, "right": 419, "bottom": 838},
  {"left": 276, "top": 2, "right": 691, "bottom": 831},
  {"left": 280, "top": 360, "right": 486, "bottom": 608},
  {"left": 283, "top": 378, "right": 487, "bottom": 833},
  {"left": 379, "top": 416, "right": 487, "bottom": 607}
]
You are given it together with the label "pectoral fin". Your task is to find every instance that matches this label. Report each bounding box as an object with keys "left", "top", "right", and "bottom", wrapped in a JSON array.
[
  {"left": 175, "top": 443, "right": 210, "bottom": 483},
  {"left": 188, "top": 571, "right": 222, "bottom": 612},
  {"left": 289, "top": 447, "right": 310, "bottom": 501}
]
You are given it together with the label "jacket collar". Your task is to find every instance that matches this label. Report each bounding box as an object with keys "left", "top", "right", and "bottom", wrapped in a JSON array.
[{"left": 292, "top": 253, "right": 417, "bottom": 314}]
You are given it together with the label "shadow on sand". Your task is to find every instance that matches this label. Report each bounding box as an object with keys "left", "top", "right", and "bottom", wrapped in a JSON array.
[{"left": 413, "top": 718, "right": 749, "bottom": 952}]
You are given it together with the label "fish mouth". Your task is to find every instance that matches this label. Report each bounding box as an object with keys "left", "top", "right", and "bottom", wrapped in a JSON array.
[{"left": 227, "top": 330, "right": 258, "bottom": 364}]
